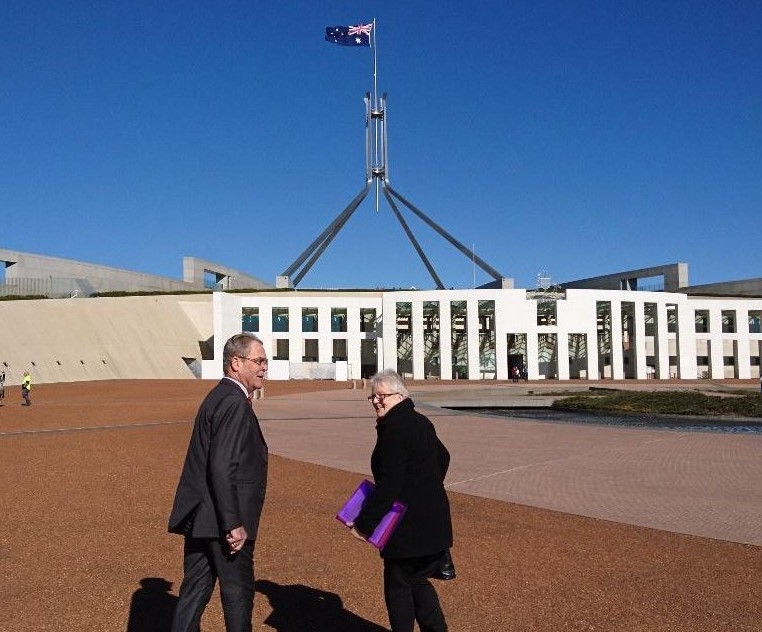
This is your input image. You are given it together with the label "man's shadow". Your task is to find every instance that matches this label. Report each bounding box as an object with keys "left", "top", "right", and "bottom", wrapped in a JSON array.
[
  {"left": 257, "top": 579, "right": 386, "bottom": 632},
  {"left": 126, "top": 577, "right": 177, "bottom": 632}
]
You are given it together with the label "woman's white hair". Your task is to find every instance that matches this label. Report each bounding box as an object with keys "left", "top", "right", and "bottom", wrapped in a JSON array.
[{"left": 369, "top": 369, "right": 409, "bottom": 398}]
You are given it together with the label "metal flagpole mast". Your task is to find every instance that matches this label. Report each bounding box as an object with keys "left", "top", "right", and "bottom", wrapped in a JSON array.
[
  {"left": 372, "top": 18, "right": 380, "bottom": 213},
  {"left": 372, "top": 18, "right": 378, "bottom": 109}
]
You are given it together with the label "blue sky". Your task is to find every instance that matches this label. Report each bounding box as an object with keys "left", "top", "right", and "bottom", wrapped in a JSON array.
[{"left": 2, "top": 1, "right": 760, "bottom": 290}]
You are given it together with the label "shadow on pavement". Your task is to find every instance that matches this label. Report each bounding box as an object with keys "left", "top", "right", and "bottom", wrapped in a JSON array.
[
  {"left": 126, "top": 577, "right": 177, "bottom": 632},
  {"left": 257, "top": 578, "right": 387, "bottom": 632}
]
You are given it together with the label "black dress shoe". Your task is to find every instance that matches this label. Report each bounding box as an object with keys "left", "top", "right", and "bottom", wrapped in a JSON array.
[{"left": 432, "top": 549, "right": 456, "bottom": 581}]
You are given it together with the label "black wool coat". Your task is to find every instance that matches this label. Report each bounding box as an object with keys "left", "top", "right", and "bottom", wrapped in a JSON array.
[
  {"left": 168, "top": 378, "right": 269, "bottom": 541},
  {"left": 354, "top": 397, "right": 453, "bottom": 559}
]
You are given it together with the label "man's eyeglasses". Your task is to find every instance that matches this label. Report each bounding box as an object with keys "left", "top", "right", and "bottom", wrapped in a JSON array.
[
  {"left": 237, "top": 356, "right": 269, "bottom": 367},
  {"left": 367, "top": 393, "right": 398, "bottom": 402}
]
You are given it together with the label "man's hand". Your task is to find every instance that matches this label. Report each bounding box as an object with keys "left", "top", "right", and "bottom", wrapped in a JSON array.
[{"left": 226, "top": 526, "right": 248, "bottom": 553}]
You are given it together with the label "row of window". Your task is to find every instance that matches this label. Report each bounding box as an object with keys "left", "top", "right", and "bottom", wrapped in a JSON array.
[
  {"left": 242, "top": 307, "right": 377, "bottom": 334},
  {"left": 243, "top": 305, "right": 762, "bottom": 336},
  {"left": 695, "top": 310, "right": 762, "bottom": 334}
]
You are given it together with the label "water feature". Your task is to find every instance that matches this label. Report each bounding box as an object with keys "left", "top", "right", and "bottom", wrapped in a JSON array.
[{"left": 450, "top": 407, "right": 762, "bottom": 434}]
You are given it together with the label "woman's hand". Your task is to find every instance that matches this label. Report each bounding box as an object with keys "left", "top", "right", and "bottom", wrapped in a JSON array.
[{"left": 348, "top": 524, "right": 367, "bottom": 542}]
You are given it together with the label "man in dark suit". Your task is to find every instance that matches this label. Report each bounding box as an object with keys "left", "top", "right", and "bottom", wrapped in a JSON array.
[{"left": 168, "top": 333, "right": 269, "bottom": 632}]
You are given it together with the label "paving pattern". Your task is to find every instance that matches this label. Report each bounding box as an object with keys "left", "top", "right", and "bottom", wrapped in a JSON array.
[{"left": 257, "top": 383, "right": 762, "bottom": 546}]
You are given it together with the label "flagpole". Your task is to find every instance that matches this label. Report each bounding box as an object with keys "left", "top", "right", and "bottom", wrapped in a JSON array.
[
  {"left": 372, "top": 18, "right": 378, "bottom": 109},
  {"left": 372, "top": 18, "right": 380, "bottom": 213}
]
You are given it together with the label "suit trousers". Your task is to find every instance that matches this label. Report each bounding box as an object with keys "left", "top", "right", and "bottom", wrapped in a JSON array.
[
  {"left": 383, "top": 553, "right": 448, "bottom": 632},
  {"left": 171, "top": 537, "right": 255, "bottom": 632}
]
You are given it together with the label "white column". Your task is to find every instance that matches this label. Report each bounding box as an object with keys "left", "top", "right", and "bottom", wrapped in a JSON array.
[
  {"left": 526, "top": 331, "right": 540, "bottom": 380},
  {"left": 736, "top": 308, "right": 751, "bottom": 379},
  {"left": 466, "top": 299, "right": 480, "bottom": 380},
  {"left": 677, "top": 300, "right": 697, "bottom": 379},
  {"left": 709, "top": 307, "right": 724, "bottom": 379},
  {"left": 610, "top": 300, "right": 624, "bottom": 380},
  {"left": 586, "top": 325, "right": 599, "bottom": 381},
  {"left": 495, "top": 300, "right": 509, "bottom": 381},
  {"left": 381, "top": 298, "right": 397, "bottom": 373},
  {"left": 557, "top": 331, "right": 570, "bottom": 380}
]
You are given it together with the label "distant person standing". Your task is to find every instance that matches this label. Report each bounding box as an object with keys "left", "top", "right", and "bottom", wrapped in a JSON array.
[
  {"left": 0, "top": 370, "right": 5, "bottom": 404},
  {"left": 759, "top": 374, "right": 762, "bottom": 395},
  {"left": 168, "top": 333, "right": 269, "bottom": 632},
  {"left": 21, "top": 371, "right": 32, "bottom": 406}
]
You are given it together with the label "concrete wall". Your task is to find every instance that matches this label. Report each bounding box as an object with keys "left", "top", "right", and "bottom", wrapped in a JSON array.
[
  {"left": 563, "top": 263, "right": 689, "bottom": 292},
  {"left": 183, "top": 257, "right": 271, "bottom": 290},
  {"left": 685, "top": 277, "right": 762, "bottom": 297},
  {"left": 0, "top": 294, "right": 213, "bottom": 385},
  {"left": 1, "top": 248, "right": 196, "bottom": 295},
  {"left": 0, "top": 249, "right": 273, "bottom": 296}
]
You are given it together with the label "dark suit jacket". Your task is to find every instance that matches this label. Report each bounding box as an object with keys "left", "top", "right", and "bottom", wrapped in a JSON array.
[
  {"left": 168, "top": 378, "right": 268, "bottom": 541},
  {"left": 354, "top": 398, "right": 453, "bottom": 559}
]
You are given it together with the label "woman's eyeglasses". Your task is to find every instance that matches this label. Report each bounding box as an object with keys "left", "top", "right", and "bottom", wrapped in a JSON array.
[{"left": 367, "top": 393, "right": 398, "bottom": 402}]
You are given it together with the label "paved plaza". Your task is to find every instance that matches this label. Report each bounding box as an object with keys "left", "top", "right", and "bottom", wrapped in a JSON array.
[{"left": 257, "top": 382, "right": 762, "bottom": 546}]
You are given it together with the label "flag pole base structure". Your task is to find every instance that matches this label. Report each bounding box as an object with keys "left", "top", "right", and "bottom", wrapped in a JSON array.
[{"left": 279, "top": 91, "right": 507, "bottom": 289}]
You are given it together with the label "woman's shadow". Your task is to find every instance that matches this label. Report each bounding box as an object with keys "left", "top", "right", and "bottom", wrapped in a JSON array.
[
  {"left": 257, "top": 579, "right": 387, "bottom": 632},
  {"left": 126, "top": 577, "right": 177, "bottom": 632}
]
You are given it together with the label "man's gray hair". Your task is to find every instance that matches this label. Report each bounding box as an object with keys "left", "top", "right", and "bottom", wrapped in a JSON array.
[
  {"left": 223, "top": 333, "right": 264, "bottom": 372},
  {"left": 369, "top": 369, "right": 409, "bottom": 398}
]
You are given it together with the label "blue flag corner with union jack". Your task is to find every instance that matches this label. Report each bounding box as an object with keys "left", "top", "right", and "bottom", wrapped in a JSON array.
[{"left": 325, "top": 23, "right": 372, "bottom": 47}]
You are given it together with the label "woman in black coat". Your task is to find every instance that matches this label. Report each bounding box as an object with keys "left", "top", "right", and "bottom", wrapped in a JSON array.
[{"left": 352, "top": 369, "right": 452, "bottom": 632}]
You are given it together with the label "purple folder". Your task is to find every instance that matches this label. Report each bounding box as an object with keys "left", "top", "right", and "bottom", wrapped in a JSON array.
[{"left": 336, "top": 479, "right": 407, "bottom": 549}]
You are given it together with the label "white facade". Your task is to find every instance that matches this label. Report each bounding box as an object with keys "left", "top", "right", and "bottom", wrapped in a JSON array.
[{"left": 203, "top": 288, "right": 762, "bottom": 382}]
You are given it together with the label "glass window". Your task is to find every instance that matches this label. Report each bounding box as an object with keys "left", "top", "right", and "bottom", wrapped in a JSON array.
[
  {"left": 242, "top": 307, "right": 259, "bottom": 332},
  {"left": 424, "top": 302, "right": 441, "bottom": 378},
  {"left": 694, "top": 310, "right": 709, "bottom": 333},
  {"left": 396, "top": 302, "right": 413, "bottom": 375},
  {"left": 749, "top": 311, "right": 761, "bottom": 334},
  {"left": 451, "top": 301, "right": 468, "bottom": 379},
  {"left": 360, "top": 308, "right": 377, "bottom": 333},
  {"left": 644, "top": 303, "right": 657, "bottom": 337},
  {"left": 667, "top": 304, "right": 678, "bottom": 333},
  {"left": 273, "top": 339, "right": 289, "bottom": 360},
  {"left": 537, "top": 299, "right": 556, "bottom": 326},
  {"left": 302, "top": 307, "right": 319, "bottom": 332},
  {"left": 303, "top": 339, "right": 318, "bottom": 362},
  {"left": 333, "top": 339, "right": 348, "bottom": 361},
  {"left": 721, "top": 310, "right": 736, "bottom": 334},
  {"left": 273, "top": 308, "right": 289, "bottom": 332},
  {"left": 331, "top": 308, "right": 347, "bottom": 332},
  {"left": 478, "top": 301, "right": 495, "bottom": 374}
]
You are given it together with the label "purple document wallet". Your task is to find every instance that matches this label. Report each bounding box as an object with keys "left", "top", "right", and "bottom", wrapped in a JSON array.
[{"left": 336, "top": 479, "right": 407, "bottom": 549}]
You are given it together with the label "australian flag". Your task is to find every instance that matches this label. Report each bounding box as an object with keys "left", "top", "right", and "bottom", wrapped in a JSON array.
[{"left": 325, "top": 23, "right": 372, "bottom": 47}]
